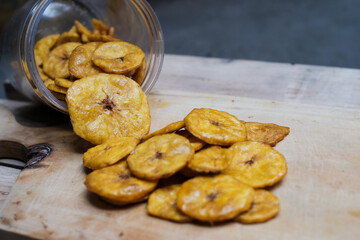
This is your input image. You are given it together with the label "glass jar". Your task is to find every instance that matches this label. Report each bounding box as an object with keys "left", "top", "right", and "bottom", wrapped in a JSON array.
[{"left": 0, "top": 0, "right": 164, "bottom": 114}]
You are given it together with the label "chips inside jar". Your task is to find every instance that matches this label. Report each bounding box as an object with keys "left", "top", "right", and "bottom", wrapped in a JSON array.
[{"left": 92, "top": 41, "right": 145, "bottom": 75}]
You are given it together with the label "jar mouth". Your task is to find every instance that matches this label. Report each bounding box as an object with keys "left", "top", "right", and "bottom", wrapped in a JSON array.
[{"left": 23, "top": 0, "right": 164, "bottom": 114}]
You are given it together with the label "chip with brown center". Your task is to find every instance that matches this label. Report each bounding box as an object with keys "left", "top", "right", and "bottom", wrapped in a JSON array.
[
  {"left": 177, "top": 175, "right": 254, "bottom": 222},
  {"left": 66, "top": 73, "right": 151, "bottom": 144},
  {"left": 188, "top": 146, "right": 228, "bottom": 173},
  {"left": 92, "top": 41, "right": 145, "bottom": 75},
  {"left": 245, "top": 122, "right": 290, "bottom": 146},
  {"left": 69, "top": 42, "right": 103, "bottom": 78},
  {"left": 85, "top": 161, "right": 157, "bottom": 205},
  {"left": 147, "top": 184, "right": 192, "bottom": 222},
  {"left": 34, "top": 34, "right": 60, "bottom": 66},
  {"left": 127, "top": 134, "right": 194, "bottom": 180},
  {"left": 142, "top": 120, "right": 185, "bottom": 141},
  {"left": 83, "top": 137, "right": 139, "bottom": 170},
  {"left": 43, "top": 42, "right": 82, "bottom": 79},
  {"left": 235, "top": 189, "right": 280, "bottom": 223},
  {"left": 184, "top": 108, "right": 247, "bottom": 146},
  {"left": 223, "top": 141, "right": 287, "bottom": 188}
]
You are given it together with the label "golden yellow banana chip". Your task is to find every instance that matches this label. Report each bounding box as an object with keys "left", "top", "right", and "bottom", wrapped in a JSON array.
[
  {"left": 92, "top": 41, "right": 145, "bottom": 74},
  {"left": 87, "top": 34, "right": 122, "bottom": 42},
  {"left": 142, "top": 120, "right": 185, "bottom": 141},
  {"left": 176, "top": 129, "right": 206, "bottom": 152},
  {"left": 92, "top": 18, "right": 110, "bottom": 35},
  {"left": 83, "top": 137, "right": 139, "bottom": 170},
  {"left": 223, "top": 141, "right": 287, "bottom": 188},
  {"left": 245, "top": 122, "right": 290, "bottom": 147},
  {"left": 54, "top": 78, "right": 74, "bottom": 89},
  {"left": 69, "top": 42, "right": 103, "bottom": 78},
  {"left": 147, "top": 184, "right": 192, "bottom": 222},
  {"left": 85, "top": 161, "right": 157, "bottom": 205},
  {"left": 177, "top": 175, "right": 254, "bottom": 222},
  {"left": 127, "top": 134, "right": 194, "bottom": 180},
  {"left": 74, "top": 20, "right": 92, "bottom": 36},
  {"left": 43, "top": 79, "right": 54, "bottom": 88},
  {"left": 47, "top": 82, "right": 68, "bottom": 94},
  {"left": 132, "top": 59, "right": 146, "bottom": 85},
  {"left": 34, "top": 34, "right": 60, "bottom": 66},
  {"left": 184, "top": 108, "right": 247, "bottom": 146},
  {"left": 37, "top": 66, "right": 50, "bottom": 81},
  {"left": 54, "top": 26, "right": 81, "bottom": 47},
  {"left": 43, "top": 42, "right": 82, "bottom": 79},
  {"left": 235, "top": 189, "right": 280, "bottom": 223},
  {"left": 188, "top": 146, "right": 228, "bottom": 173},
  {"left": 66, "top": 73, "right": 151, "bottom": 144},
  {"left": 108, "top": 27, "right": 115, "bottom": 37}
]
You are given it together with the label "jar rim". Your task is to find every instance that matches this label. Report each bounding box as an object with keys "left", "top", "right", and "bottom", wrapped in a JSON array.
[{"left": 22, "top": 0, "right": 164, "bottom": 114}]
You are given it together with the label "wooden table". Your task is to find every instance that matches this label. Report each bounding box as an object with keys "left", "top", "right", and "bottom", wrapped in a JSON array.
[{"left": 0, "top": 54, "right": 359, "bottom": 239}]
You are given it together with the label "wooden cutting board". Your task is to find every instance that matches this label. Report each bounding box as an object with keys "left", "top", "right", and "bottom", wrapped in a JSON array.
[{"left": 0, "top": 89, "right": 359, "bottom": 240}]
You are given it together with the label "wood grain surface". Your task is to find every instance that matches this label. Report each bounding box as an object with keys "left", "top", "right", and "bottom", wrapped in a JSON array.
[
  {"left": 157, "top": 55, "right": 360, "bottom": 109},
  {"left": 0, "top": 89, "right": 359, "bottom": 240}
]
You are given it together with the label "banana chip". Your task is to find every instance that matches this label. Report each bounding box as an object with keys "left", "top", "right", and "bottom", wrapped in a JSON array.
[
  {"left": 54, "top": 26, "right": 80, "bottom": 47},
  {"left": 74, "top": 20, "right": 92, "bottom": 36},
  {"left": 175, "top": 129, "right": 206, "bottom": 152},
  {"left": 127, "top": 134, "right": 194, "bottom": 180},
  {"left": 235, "top": 189, "right": 280, "bottom": 223},
  {"left": 46, "top": 82, "right": 68, "bottom": 94},
  {"left": 85, "top": 161, "right": 158, "bottom": 205},
  {"left": 91, "top": 19, "right": 111, "bottom": 35},
  {"left": 177, "top": 175, "right": 254, "bottom": 222},
  {"left": 132, "top": 59, "right": 146, "bottom": 85},
  {"left": 147, "top": 184, "right": 191, "bottom": 222},
  {"left": 245, "top": 122, "right": 290, "bottom": 147},
  {"left": 188, "top": 146, "right": 228, "bottom": 173},
  {"left": 87, "top": 34, "right": 122, "bottom": 42},
  {"left": 142, "top": 120, "right": 185, "bottom": 141},
  {"left": 43, "top": 42, "right": 82, "bottom": 79},
  {"left": 34, "top": 34, "right": 60, "bottom": 66},
  {"left": 184, "top": 108, "right": 247, "bottom": 146},
  {"left": 37, "top": 66, "right": 50, "bottom": 81},
  {"left": 83, "top": 137, "right": 139, "bottom": 170},
  {"left": 92, "top": 41, "right": 145, "bottom": 74},
  {"left": 223, "top": 141, "right": 287, "bottom": 188},
  {"left": 66, "top": 73, "right": 151, "bottom": 144},
  {"left": 54, "top": 78, "right": 74, "bottom": 89},
  {"left": 69, "top": 42, "right": 103, "bottom": 78}
]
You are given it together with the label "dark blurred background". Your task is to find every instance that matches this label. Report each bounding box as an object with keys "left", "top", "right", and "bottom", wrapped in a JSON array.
[
  {"left": 1, "top": 0, "right": 360, "bottom": 68},
  {"left": 0, "top": 0, "right": 359, "bottom": 99},
  {"left": 148, "top": 0, "right": 360, "bottom": 68}
]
